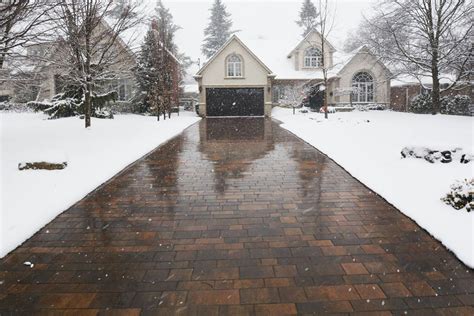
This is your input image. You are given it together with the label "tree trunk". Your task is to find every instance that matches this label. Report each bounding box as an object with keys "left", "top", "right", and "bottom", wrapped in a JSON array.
[
  {"left": 84, "top": 83, "right": 92, "bottom": 128},
  {"left": 323, "top": 87, "right": 328, "bottom": 119},
  {"left": 431, "top": 61, "right": 441, "bottom": 114}
]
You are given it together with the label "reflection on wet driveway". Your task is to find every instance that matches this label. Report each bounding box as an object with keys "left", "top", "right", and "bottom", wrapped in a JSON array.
[{"left": 1, "top": 118, "right": 473, "bottom": 314}]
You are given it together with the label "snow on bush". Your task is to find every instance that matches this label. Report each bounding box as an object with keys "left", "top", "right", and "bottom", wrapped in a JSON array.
[
  {"left": 401, "top": 146, "right": 471, "bottom": 164},
  {"left": 409, "top": 94, "right": 432, "bottom": 114},
  {"left": 441, "top": 95, "right": 472, "bottom": 116},
  {"left": 28, "top": 90, "right": 117, "bottom": 119},
  {"left": 353, "top": 103, "right": 387, "bottom": 111},
  {"left": 0, "top": 102, "right": 33, "bottom": 113},
  {"left": 442, "top": 179, "right": 473, "bottom": 212},
  {"left": 409, "top": 93, "right": 472, "bottom": 115}
]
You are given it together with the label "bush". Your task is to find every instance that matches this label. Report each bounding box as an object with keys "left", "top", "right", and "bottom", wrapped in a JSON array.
[
  {"left": 441, "top": 95, "right": 471, "bottom": 116},
  {"left": 28, "top": 89, "right": 117, "bottom": 119},
  {"left": 28, "top": 100, "right": 52, "bottom": 112},
  {"left": 441, "top": 178, "right": 473, "bottom": 212},
  {"left": 409, "top": 94, "right": 432, "bottom": 114},
  {"left": 409, "top": 93, "right": 472, "bottom": 115},
  {"left": 354, "top": 103, "right": 387, "bottom": 111},
  {"left": 44, "top": 98, "right": 82, "bottom": 119}
]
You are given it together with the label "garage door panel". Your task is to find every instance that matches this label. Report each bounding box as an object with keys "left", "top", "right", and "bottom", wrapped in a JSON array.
[{"left": 206, "top": 88, "right": 264, "bottom": 116}]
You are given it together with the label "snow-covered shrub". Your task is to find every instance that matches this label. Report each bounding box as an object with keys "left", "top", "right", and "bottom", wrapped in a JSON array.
[
  {"left": 441, "top": 179, "right": 473, "bottom": 212},
  {"left": 28, "top": 100, "right": 52, "bottom": 112},
  {"left": 441, "top": 95, "right": 471, "bottom": 116},
  {"left": 44, "top": 98, "right": 82, "bottom": 119},
  {"left": 401, "top": 146, "right": 469, "bottom": 164},
  {"left": 353, "top": 103, "right": 387, "bottom": 111},
  {"left": 1, "top": 102, "right": 32, "bottom": 112},
  {"left": 29, "top": 89, "right": 117, "bottom": 119},
  {"left": 409, "top": 94, "right": 432, "bottom": 114},
  {"left": 409, "top": 94, "right": 472, "bottom": 116}
]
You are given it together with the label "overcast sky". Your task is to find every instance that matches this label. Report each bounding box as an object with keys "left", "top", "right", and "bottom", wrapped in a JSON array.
[{"left": 143, "top": 0, "right": 375, "bottom": 62}]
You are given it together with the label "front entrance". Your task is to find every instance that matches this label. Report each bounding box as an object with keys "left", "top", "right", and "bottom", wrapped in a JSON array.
[{"left": 206, "top": 88, "right": 264, "bottom": 117}]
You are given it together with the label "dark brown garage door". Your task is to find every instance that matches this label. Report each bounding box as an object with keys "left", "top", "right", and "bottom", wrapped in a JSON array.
[{"left": 206, "top": 88, "right": 264, "bottom": 116}]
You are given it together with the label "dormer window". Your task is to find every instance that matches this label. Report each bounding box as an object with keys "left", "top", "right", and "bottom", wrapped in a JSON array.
[
  {"left": 304, "top": 47, "right": 322, "bottom": 68},
  {"left": 226, "top": 54, "right": 243, "bottom": 77}
]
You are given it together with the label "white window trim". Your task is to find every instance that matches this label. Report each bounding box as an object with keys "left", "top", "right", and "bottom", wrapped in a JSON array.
[
  {"left": 352, "top": 72, "right": 375, "bottom": 103},
  {"left": 226, "top": 54, "right": 243, "bottom": 78},
  {"left": 303, "top": 48, "right": 323, "bottom": 68}
]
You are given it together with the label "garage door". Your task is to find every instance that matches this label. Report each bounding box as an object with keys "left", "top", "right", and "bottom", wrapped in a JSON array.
[{"left": 206, "top": 88, "right": 264, "bottom": 116}]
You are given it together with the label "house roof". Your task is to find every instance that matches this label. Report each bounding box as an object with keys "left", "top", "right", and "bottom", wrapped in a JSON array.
[
  {"left": 195, "top": 35, "right": 274, "bottom": 77},
  {"left": 332, "top": 45, "right": 392, "bottom": 77},
  {"left": 391, "top": 73, "right": 458, "bottom": 87},
  {"left": 286, "top": 29, "right": 336, "bottom": 58}
]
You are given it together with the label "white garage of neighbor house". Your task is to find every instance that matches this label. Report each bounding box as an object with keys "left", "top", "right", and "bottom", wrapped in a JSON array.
[{"left": 194, "top": 31, "right": 391, "bottom": 117}]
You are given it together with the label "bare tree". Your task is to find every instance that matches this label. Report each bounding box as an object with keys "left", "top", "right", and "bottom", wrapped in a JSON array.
[
  {"left": 276, "top": 82, "right": 309, "bottom": 108},
  {"left": 316, "top": 0, "right": 335, "bottom": 119},
  {"left": 47, "top": 0, "right": 139, "bottom": 128},
  {"left": 0, "top": 0, "right": 56, "bottom": 69},
  {"left": 362, "top": 0, "right": 473, "bottom": 114}
]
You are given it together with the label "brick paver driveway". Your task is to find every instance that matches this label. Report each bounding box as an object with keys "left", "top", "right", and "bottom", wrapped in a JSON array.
[{"left": 1, "top": 118, "right": 473, "bottom": 315}]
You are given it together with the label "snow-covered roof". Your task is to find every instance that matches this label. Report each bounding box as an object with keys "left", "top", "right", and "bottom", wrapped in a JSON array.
[
  {"left": 183, "top": 83, "right": 198, "bottom": 93},
  {"left": 391, "top": 73, "right": 457, "bottom": 87},
  {"left": 220, "top": 34, "right": 358, "bottom": 81},
  {"left": 195, "top": 35, "right": 274, "bottom": 77}
]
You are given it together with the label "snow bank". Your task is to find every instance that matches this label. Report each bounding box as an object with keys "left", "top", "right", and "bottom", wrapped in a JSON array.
[
  {"left": 0, "top": 112, "right": 200, "bottom": 257},
  {"left": 273, "top": 107, "right": 474, "bottom": 267}
]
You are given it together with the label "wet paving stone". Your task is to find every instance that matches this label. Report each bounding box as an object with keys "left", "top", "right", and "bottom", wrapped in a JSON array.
[{"left": 1, "top": 118, "right": 473, "bottom": 314}]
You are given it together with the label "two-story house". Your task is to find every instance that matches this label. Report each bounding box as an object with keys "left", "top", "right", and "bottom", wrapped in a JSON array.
[{"left": 194, "top": 30, "right": 392, "bottom": 117}]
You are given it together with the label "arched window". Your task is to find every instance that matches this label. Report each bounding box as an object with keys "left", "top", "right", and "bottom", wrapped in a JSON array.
[
  {"left": 304, "top": 47, "right": 322, "bottom": 68},
  {"left": 352, "top": 72, "right": 374, "bottom": 103},
  {"left": 226, "top": 54, "right": 242, "bottom": 77}
]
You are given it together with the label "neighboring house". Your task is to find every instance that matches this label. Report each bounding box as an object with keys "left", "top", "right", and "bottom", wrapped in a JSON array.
[
  {"left": 35, "top": 20, "right": 137, "bottom": 103},
  {"left": 2, "top": 19, "right": 182, "bottom": 109},
  {"left": 390, "top": 74, "right": 472, "bottom": 112},
  {"left": 194, "top": 30, "right": 392, "bottom": 117}
]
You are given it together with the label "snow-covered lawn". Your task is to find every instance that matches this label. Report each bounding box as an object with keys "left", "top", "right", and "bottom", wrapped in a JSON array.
[
  {"left": 0, "top": 112, "right": 200, "bottom": 257},
  {"left": 273, "top": 107, "right": 474, "bottom": 268}
]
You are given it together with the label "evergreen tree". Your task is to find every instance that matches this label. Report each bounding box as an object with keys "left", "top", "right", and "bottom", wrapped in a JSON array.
[
  {"left": 201, "top": 0, "right": 233, "bottom": 59},
  {"left": 133, "top": 27, "right": 160, "bottom": 113},
  {"left": 296, "top": 0, "right": 319, "bottom": 37},
  {"left": 133, "top": 0, "right": 181, "bottom": 117},
  {"left": 111, "top": 0, "right": 131, "bottom": 18}
]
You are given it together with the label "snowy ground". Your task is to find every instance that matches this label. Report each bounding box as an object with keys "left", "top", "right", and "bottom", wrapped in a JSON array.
[
  {"left": 273, "top": 107, "right": 474, "bottom": 268},
  {"left": 0, "top": 112, "right": 200, "bottom": 257}
]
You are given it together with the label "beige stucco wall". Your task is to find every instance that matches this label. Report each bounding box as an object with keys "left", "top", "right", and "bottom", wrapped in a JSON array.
[
  {"left": 331, "top": 51, "right": 391, "bottom": 105},
  {"left": 197, "top": 38, "right": 273, "bottom": 117},
  {"left": 290, "top": 31, "right": 334, "bottom": 71}
]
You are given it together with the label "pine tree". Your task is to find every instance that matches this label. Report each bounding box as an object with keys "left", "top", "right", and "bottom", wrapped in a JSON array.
[
  {"left": 296, "top": 0, "right": 319, "bottom": 37},
  {"left": 133, "top": 27, "right": 160, "bottom": 113},
  {"left": 201, "top": 0, "right": 233, "bottom": 59},
  {"left": 133, "top": 0, "right": 181, "bottom": 117}
]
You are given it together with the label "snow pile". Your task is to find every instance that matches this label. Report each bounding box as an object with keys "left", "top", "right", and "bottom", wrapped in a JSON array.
[
  {"left": 1, "top": 112, "right": 200, "bottom": 257},
  {"left": 273, "top": 107, "right": 474, "bottom": 267},
  {"left": 442, "top": 179, "right": 473, "bottom": 212},
  {"left": 401, "top": 147, "right": 472, "bottom": 164}
]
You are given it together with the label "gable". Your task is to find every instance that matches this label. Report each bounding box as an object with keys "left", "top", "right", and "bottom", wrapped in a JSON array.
[
  {"left": 287, "top": 29, "right": 336, "bottom": 58},
  {"left": 196, "top": 36, "right": 273, "bottom": 77},
  {"left": 337, "top": 47, "right": 391, "bottom": 79}
]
